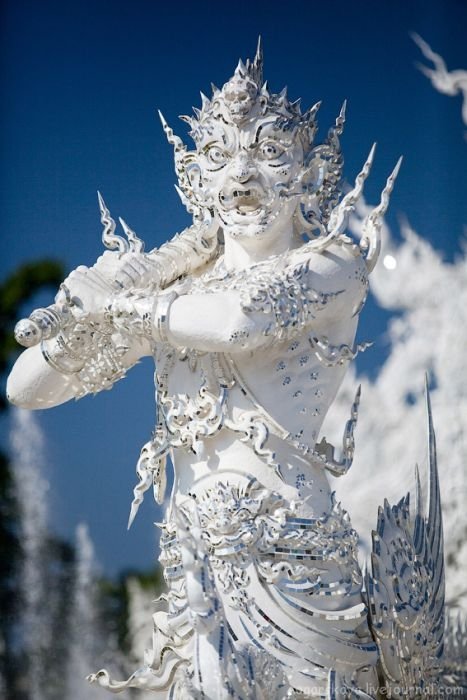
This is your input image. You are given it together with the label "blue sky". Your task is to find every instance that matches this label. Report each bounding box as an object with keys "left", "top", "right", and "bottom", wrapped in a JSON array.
[{"left": 2, "top": 0, "right": 466, "bottom": 575}]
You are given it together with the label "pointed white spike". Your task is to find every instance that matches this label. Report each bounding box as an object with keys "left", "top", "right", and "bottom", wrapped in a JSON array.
[
  {"left": 341, "top": 142, "right": 376, "bottom": 207},
  {"left": 361, "top": 154, "right": 402, "bottom": 272},
  {"left": 235, "top": 59, "right": 247, "bottom": 76},
  {"left": 425, "top": 373, "right": 439, "bottom": 526},
  {"left": 118, "top": 216, "right": 145, "bottom": 253},
  {"left": 157, "top": 108, "right": 168, "bottom": 129},
  {"left": 366, "top": 142, "right": 377, "bottom": 167},
  {"left": 97, "top": 191, "right": 128, "bottom": 253},
  {"left": 424, "top": 374, "right": 445, "bottom": 617},
  {"left": 340, "top": 99, "right": 347, "bottom": 119},
  {"left": 174, "top": 184, "right": 191, "bottom": 211},
  {"left": 251, "top": 35, "right": 263, "bottom": 84},
  {"left": 306, "top": 100, "right": 322, "bottom": 122},
  {"left": 290, "top": 97, "right": 302, "bottom": 114},
  {"left": 200, "top": 91, "right": 210, "bottom": 111},
  {"left": 158, "top": 109, "right": 186, "bottom": 153},
  {"left": 334, "top": 100, "right": 347, "bottom": 135},
  {"left": 127, "top": 503, "right": 139, "bottom": 530},
  {"left": 326, "top": 100, "right": 347, "bottom": 144},
  {"left": 97, "top": 190, "right": 106, "bottom": 213},
  {"left": 376, "top": 155, "right": 402, "bottom": 217},
  {"left": 179, "top": 114, "right": 194, "bottom": 126},
  {"left": 309, "top": 143, "right": 377, "bottom": 253},
  {"left": 414, "top": 463, "right": 422, "bottom": 516},
  {"left": 254, "top": 35, "right": 263, "bottom": 65}
]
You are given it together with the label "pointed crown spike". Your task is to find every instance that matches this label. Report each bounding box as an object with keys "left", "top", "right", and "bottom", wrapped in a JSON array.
[
  {"left": 235, "top": 59, "right": 247, "bottom": 77},
  {"left": 200, "top": 92, "right": 211, "bottom": 111},
  {"left": 97, "top": 190, "right": 109, "bottom": 215},
  {"left": 246, "top": 35, "right": 263, "bottom": 86},
  {"left": 118, "top": 216, "right": 145, "bottom": 253},
  {"left": 97, "top": 191, "right": 129, "bottom": 253},
  {"left": 158, "top": 110, "right": 186, "bottom": 153},
  {"left": 179, "top": 114, "right": 194, "bottom": 127}
]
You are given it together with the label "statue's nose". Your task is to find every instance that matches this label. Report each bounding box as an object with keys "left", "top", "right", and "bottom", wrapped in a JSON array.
[{"left": 231, "top": 153, "right": 257, "bottom": 183}]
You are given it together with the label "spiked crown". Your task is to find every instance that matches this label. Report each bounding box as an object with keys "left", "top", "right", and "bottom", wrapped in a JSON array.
[{"left": 159, "top": 39, "right": 346, "bottom": 232}]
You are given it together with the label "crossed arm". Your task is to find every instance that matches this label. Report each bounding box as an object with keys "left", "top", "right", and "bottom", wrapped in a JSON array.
[
  {"left": 6, "top": 290, "right": 282, "bottom": 409},
  {"left": 7, "top": 245, "right": 367, "bottom": 409}
]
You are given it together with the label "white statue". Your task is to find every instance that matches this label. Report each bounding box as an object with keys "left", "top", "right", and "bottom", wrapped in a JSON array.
[{"left": 7, "top": 41, "right": 450, "bottom": 698}]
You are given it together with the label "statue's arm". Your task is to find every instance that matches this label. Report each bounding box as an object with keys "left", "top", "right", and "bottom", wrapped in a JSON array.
[
  {"left": 6, "top": 333, "right": 151, "bottom": 410},
  {"left": 167, "top": 291, "right": 268, "bottom": 352},
  {"left": 7, "top": 260, "right": 153, "bottom": 410},
  {"left": 150, "top": 247, "right": 368, "bottom": 352},
  {"left": 6, "top": 217, "right": 218, "bottom": 410}
]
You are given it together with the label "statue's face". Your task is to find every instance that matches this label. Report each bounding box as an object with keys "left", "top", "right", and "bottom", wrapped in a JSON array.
[{"left": 194, "top": 118, "right": 304, "bottom": 240}]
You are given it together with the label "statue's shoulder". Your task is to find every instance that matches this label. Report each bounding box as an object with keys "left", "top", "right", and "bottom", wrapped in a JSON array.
[
  {"left": 290, "top": 240, "right": 367, "bottom": 287},
  {"left": 286, "top": 241, "right": 369, "bottom": 320}
]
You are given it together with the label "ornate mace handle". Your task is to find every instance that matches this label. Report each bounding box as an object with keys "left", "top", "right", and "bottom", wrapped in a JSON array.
[
  {"left": 14, "top": 193, "right": 145, "bottom": 349},
  {"left": 14, "top": 304, "right": 72, "bottom": 348}
]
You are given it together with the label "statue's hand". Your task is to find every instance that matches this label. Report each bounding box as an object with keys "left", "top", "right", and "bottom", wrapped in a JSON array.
[
  {"left": 106, "top": 292, "right": 153, "bottom": 339},
  {"left": 93, "top": 250, "right": 160, "bottom": 290},
  {"left": 115, "top": 252, "right": 159, "bottom": 289},
  {"left": 56, "top": 265, "right": 114, "bottom": 320},
  {"left": 14, "top": 251, "right": 158, "bottom": 349}
]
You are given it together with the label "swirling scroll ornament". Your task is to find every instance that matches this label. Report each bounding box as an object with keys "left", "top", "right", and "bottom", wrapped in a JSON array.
[{"left": 128, "top": 351, "right": 229, "bottom": 526}]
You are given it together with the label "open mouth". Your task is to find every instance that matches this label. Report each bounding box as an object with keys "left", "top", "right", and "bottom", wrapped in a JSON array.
[
  {"left": 235, "top": 195, "right": 262, "bottom": 214},
  {"left": 219, "top": 185, "right": 264, "bottom": 213}
]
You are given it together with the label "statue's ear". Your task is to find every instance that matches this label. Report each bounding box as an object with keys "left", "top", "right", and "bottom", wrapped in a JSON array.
[
  {"left": 302, "top": 150, "right": 327, "bottom": 193},
  {"left": 183, "top": 154, "right": 203, "bottom": 194},
  {"left": 172, "top": 150, "right": 201, "bottom": 212},
  {"left": 174, "top": 150, "right": 213, "bottom": 219}
]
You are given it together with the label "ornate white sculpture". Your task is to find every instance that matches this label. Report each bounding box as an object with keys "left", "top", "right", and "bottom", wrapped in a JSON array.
[
  {"left": 412, "top": 33, "right": 467, "bottom": 127},
  {"left": 8, "top": 40, "right": 454, "bottom": 698}
]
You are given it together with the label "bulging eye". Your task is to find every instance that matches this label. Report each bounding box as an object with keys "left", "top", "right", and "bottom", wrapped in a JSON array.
[
  {"left": 259, "top": 141, "right": 285, "bottom": 160},
  {"left": 206, "top": 145, "right": 228, "bottom": 166}
]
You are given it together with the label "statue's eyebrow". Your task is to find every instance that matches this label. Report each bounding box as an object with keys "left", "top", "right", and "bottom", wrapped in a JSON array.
[
  {"left": 252, "top": 119, "right": 291, "bottom": 146},
  {"left": 253, "top": 123, "right": 266, "bottom": 144},
  {"left": 253, "top": 119, "right": 278, "bottom": 144},
  {"left": 201, "top": 140, "right": 217, "bottom": 153}
]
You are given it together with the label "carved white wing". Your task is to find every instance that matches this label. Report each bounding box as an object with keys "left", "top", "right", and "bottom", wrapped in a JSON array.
[{"left": 365, "top": 381, "right": 445, "bottom": 694}]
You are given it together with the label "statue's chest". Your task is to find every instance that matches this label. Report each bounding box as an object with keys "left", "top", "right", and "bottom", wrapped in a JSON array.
[
  {"left": 153, "top": 347, "right": 232, "bottom": 454},
  {"left": 231, "top": 335, "right": 348, "bottom": 445},
  {"left": 154, "top": 333, "right": 347, "bottom": 457}
]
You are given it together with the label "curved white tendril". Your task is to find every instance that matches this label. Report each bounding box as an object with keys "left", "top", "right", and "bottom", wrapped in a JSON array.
[
  {"left": 97, "top": 191, "right": 129, "bottom": 253},
  {"left": 303, "top": 143, "right": 376, "bottom": 254},
  {"left": 360, "top": 156, "right": 402, "bottom": 272},
  {"left": 118, "top": 217, "right": 145, "bottom": 253}
]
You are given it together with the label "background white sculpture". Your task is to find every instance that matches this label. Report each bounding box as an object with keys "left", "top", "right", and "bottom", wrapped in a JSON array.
[{"left": 412, "top": 33, "right": 467, "bottom": 129}]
